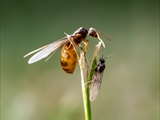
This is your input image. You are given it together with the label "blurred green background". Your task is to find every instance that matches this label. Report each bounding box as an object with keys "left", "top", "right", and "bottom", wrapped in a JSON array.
[{"left": 1, "top": 0, "right": 159, "bottom": 120}]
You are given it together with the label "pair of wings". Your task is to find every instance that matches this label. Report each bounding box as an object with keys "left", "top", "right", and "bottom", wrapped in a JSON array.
[
  {"left": 24, "top": 33, "right": 104, "bottom": 101},
  {"left": 24, "top": 37, "right": 70, "bottom": 64},
  {"left": 89, "top": 71, "right": 104, "bottom": 101}
]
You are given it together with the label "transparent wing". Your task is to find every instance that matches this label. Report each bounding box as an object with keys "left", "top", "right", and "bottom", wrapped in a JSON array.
[
  {"left": 89, "top": 72, "right": 103, "bottom": 101},
  {"left": 24, "top": 37, "right": 69, "bottom": 64}
]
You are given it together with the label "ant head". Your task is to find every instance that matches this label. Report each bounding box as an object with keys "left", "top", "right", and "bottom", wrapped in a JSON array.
[
  {"left": 88, "top": 28, "right": 105, "bottom": 48},
  {"left": 99, "top": 57, "right": 105, "bottom": 63}
]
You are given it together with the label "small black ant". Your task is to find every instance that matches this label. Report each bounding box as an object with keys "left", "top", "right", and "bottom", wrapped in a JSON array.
[{"left": 89, "top": 53, "right": 116, "bottom": 101}]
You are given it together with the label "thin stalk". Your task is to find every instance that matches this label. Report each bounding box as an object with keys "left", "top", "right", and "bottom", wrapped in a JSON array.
[
  {"left": 79, "top": 42, "right": 103, "bottom": 120},
  {"left": 64, "top": 32, "right": 104, "bottom": 120},
  {"left": 64, "top": 33, "right": 92, "bottom": 120},
  {"left": 79, "top": 52, "right": 92, "bottom": 120}
]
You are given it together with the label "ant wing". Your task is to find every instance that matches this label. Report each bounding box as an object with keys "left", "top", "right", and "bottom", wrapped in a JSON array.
[
  {"left": 24, "top": 37, "right": 69, "bottom": 64},
  {"left": 89, "top": 72, "right": 104, "bottom": 101}
]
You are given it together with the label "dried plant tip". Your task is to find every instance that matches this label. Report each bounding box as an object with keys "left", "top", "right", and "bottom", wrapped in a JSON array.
[
  {"left": 79, "top": 52, "right": 87, "bottom": 82},
  {"left": 93, "top": 42, "right": 102, "bottom": 60}
]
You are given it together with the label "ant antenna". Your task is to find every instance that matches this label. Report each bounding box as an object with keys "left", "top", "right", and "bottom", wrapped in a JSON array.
[
  {"left": 104, "top": 53, "right": 117, "bottom": 59},
  {"left": 97, "top": 31, "right": 112, "bottom": 42}
]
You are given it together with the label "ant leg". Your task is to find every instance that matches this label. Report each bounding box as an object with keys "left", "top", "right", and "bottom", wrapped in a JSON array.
[
  {"left": 84, "top": 81, "right": 92, "bottom": 88},
  {"left": 82, "top": 39, "right": 89, "bottom": 54},
  {"left": 78, "top": 44, "right": 84, "bottom": 52}
]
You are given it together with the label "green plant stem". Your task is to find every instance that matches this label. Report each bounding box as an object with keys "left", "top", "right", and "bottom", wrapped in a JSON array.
[
  {"left": 79, "top": 42, "right": 102, "bottom": 120},
  {"left": 64, "top": 34, "right": 92, "bottom": 120},
  {"left": 64, "top": 33, "right": 92, "bottom": 120},
  {"left": 81, "top": 85, "right": 92, "bottom": 120},
  {"left": 79, "top": 52, "right": 92, "bottom": 120}
]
